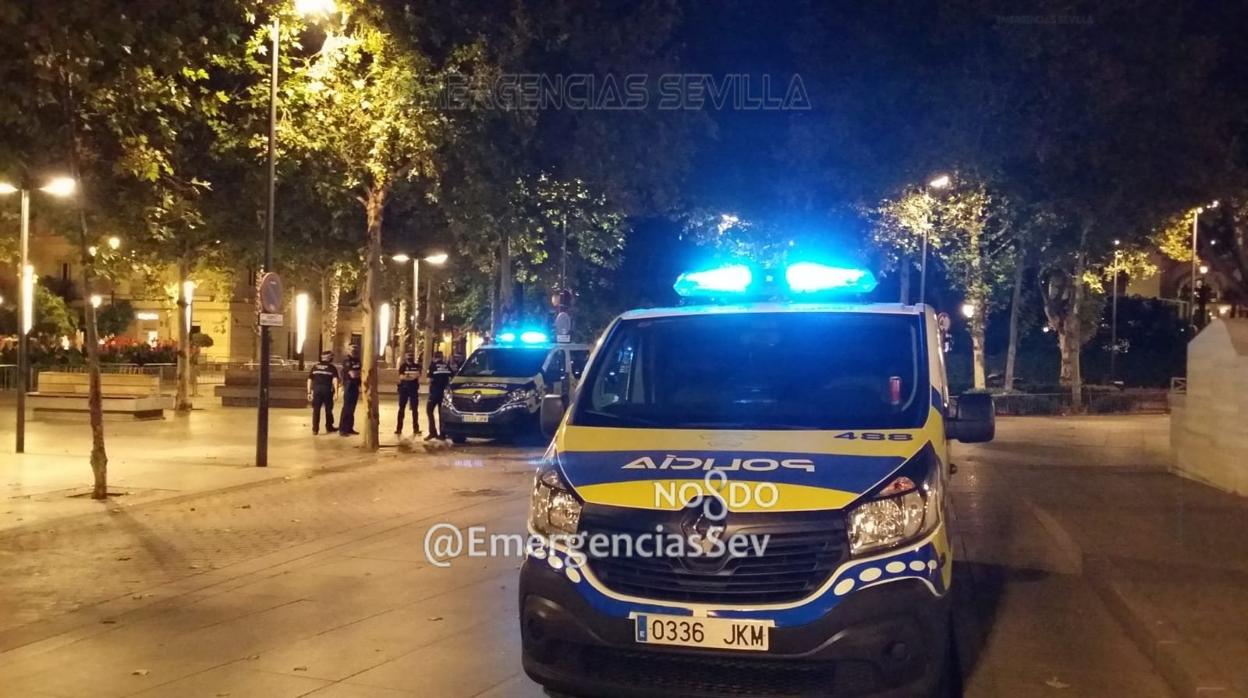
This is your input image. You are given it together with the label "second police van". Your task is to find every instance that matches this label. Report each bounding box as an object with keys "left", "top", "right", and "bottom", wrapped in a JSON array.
[
  {"left": 440, "top": 331, "right": 590, "bottom": 443},
  {"left": 520, "top": 261, "right": 994, "bottom": 697}
]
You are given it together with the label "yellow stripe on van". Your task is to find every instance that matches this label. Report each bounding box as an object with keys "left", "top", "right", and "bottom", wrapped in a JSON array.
[
  {"left": 451, "top": 388, "right": 509, "bottom": 397},
  {"left": 575, "top": 480, "right": 861, "bottom": 513}
]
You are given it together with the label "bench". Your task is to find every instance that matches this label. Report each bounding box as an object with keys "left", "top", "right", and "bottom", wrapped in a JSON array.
[
  {"left": 29, "top": 371, "right": 174, "bottom": 420},
  {"left": 215, "top": 369, "right": 308, "bottom": 408},
  {"left": 214, "top": 368, "right": 405, "bottom": 407}
]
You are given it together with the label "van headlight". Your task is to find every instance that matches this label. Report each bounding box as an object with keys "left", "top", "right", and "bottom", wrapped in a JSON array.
[
  {"left": 506, "top": 387, "right": 539, "bottom": 406},
  {"left": 530, "top": 465, "right": 581, "bottom": 536},
  {"left": 847, "top": 468, "right": 942, "bottom": 556}
]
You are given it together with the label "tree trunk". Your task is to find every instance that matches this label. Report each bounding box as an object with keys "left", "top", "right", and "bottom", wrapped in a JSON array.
[
  {"left": 968, "top": 219, "right": 987, "bottom": 390},
  {"left": 489, "top": 256, "right": 500, "bottom": 337},
  {"left": 1056, "top": 329, "right": 1072, "bottom": 384},
  {"left": 325, "top": 267, "right": 344, "bottom": 357},
  {"left": 175, "top": 255, "right": 192, "bottom": 411},
  {"left": 361, "top": 186, "right": 386, "bottom": 451},
  {"left": 1003, "top": 258, "right": 1024, "bottom": 392},
  {"left": 75, "top": 210, "right": 108, "bottom": 498},
  {"left": 1069, "top": 229, "right": 1090, "bottom": 411},
  {"left": 65, "top": 93, "right": 107, "bottom": 499},
  {"left": 898, "top": 256, "right": 911, "bottom": 305},
  {"left": 970, "top": 310, "right": 987, "bottom": 390},
  {"left": 396, "top": 297, "right": 409, "bottom": 355},
  {"left": 498, "top": 234, "right": 514, "bottom": 330}
]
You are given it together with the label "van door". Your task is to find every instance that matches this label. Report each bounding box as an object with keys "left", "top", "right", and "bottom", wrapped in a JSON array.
[{"left": 541, "top": 349, "right": 569, "bottom": 402}]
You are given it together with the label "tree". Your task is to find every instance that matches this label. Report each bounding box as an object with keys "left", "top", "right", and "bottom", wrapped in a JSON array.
[
  {"left": 870, "top": 179, "right": 1014, "bottom": 388},
  {"left": 276, "top": 2, "right": 445, "bottom": 450},
  {"left": 0, "top": 0, "right": 254, "bottom": 496},
  {"left": 95, "top": 299, "right": 134, "bottom": 339}
]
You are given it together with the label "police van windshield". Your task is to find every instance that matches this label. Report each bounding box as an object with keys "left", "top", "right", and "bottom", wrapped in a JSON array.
[
  {"left": 573, "top": 312, "right": 928, "bottom": 430},
  {"left": 458, "top": 347, "right": 550, "bottom": 378}
]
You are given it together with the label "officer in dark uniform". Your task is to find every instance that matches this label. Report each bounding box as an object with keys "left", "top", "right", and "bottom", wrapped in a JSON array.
[
  {"left": 338, "top": 345, "right": 362, "bottom": 436},
  {"left": 306, "top": 350, "right": 339, "bottom": 435},
  {"left": 424, "top": 351, "right": 454, "bottom": 441},
  {"left": 395, "top": 350, "right": 421, "bottom": 435}
]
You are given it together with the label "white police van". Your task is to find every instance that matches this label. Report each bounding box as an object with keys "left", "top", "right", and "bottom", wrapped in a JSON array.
[{"left": 520, "top": 262, "right": 994, "bottom": 697}]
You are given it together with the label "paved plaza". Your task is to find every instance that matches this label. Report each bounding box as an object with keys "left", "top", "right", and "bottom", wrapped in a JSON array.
[{"left": 0, "top": 404, "right": 1244, "bottom": 697}]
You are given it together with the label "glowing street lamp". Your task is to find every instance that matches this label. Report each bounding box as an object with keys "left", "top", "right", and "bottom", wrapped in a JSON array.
[
  {"left": 378, "top": 302, "right": 392, "bottom": 361},
  {"left": 392, "top": 252, "right": 449, "bottom": 373},
  {"left": 89, "top": 294, "right": 103, "bottom": 309},
  {"left": 294, "top": 292, "right": 309, "bottom": 370},
  {"left": 107, "top": 236, "right": 121, "bottom": 250},
  {"left": 920, "top": 173, "right": 952, "bottom": 305},
  {"left": 0, "top": 175, "right": 77, "bottom": 454},
  {"left": 182, "top": 280, "right": 196, "bottom": 337},
  {"left": 960, "top": 302, "right": 977, "bottom": 319}
]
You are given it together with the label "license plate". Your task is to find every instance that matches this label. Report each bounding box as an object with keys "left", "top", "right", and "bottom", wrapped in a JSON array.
[
  {"left": 634, "top": 614, "right": 770, "bottom": 652},
  {"left": 461, "top": 414, "right": 490, "bottom": 423}
]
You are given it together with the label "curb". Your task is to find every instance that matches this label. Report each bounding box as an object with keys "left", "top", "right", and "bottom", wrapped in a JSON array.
[{"left": 1084, "top": 554, "right": 1244, "bottom": 698}]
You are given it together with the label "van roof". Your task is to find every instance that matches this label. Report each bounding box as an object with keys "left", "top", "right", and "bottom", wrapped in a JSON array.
[{"left": 618, "top": 302, "right": 931, "bottom": 321}]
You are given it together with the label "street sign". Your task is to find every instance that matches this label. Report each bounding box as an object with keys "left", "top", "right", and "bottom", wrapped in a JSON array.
[
  {"left": 258, "top": 272, "right": 283, "bottom": 314},
  {"left": 259, "top": 312, "right": 284, "bottom": 327},
  {"left": 555, "top": 311, "right": 572, "bottom": 343}
]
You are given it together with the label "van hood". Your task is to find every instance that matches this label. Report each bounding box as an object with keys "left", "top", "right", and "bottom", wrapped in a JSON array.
[{"left": 553, "top": 412, "right": 944, "bottom": 513}]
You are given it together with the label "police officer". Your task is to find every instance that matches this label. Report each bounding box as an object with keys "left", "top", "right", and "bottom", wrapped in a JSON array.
[
  {"left": 338, "top": 345, "right": 362, "bottom": 436},
  {"left": 395, "top": 350, "right": 421, "bottom": 435},
  {"left": 424, "top": 351, "right": 454, "bottom": 441},
  {"left": 306, "top": 350, "right": 339, "bottom": 435}
]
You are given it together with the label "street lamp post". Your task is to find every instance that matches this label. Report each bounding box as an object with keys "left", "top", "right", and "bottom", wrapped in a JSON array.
[
  {"left": 921, "top": 174, "right": 951, "bottom": 306},
  {"left": 256, "top": 0, "right": 335, "bottom": 468},
  {"left": 392, "top": 252, "right": 448, "bottom": 374},
  {"left": 1190, "top": 200, "right": 1218, "bottom": 327},
  {"left": 2, "top": 177, "right": 76, "bottom": 453},
  {"left": 1110, "top": 241, "right": 1121, "bottom": 383}
]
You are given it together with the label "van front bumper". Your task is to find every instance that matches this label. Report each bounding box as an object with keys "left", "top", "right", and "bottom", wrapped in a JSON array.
[
  {"left": 519, "top": 560, "right": 950, "bottom": 698},
  {"left": 440, "top": 405, "right": 538, "bottom": 439}
]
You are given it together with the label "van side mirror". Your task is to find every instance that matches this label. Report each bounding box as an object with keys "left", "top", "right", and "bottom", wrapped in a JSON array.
[
  {"left": 540, "top": 394, "right": 566, "bottom": 438},
  {"left": 947, "top": 393, "right": 995, "bottom": 443}
]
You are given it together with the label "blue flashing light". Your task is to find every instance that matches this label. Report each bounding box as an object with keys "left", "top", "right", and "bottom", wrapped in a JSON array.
[
  {"left": 497, "top": 330, "right": 549, "bottom": 345},
  {"left": 784, "top": 262, "right": 878, "bottom": 294},
  {"left": 673, "top": 264, "right": 754, "bottom": 297}
]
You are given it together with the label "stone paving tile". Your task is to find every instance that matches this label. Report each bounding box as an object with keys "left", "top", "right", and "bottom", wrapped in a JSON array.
[
  {"left": 127, "top": 663, "right": 330, "bottom": 698},
  {"left": 302, "top": 682, "right": 417, "bottom": 697},
  {"left": 346, "top": 620, "right": 521, "bottom": 695},
  {"left": 472, "top": 673, "right": 545, "bottom": 698}
]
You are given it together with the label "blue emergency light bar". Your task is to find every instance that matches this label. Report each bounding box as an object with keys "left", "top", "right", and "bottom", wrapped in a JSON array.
[
  {"left": 673, "top": 264, "right": 753, "bottom": 296},
  {"left": 674, "top": 262, "right": 877, "bottom": 298},
  {"left": 496, "top": 330, "right": 549, "bottom": 345},
  {"left": 785, "top": 262, "right": 878, "bottom": 294}
]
